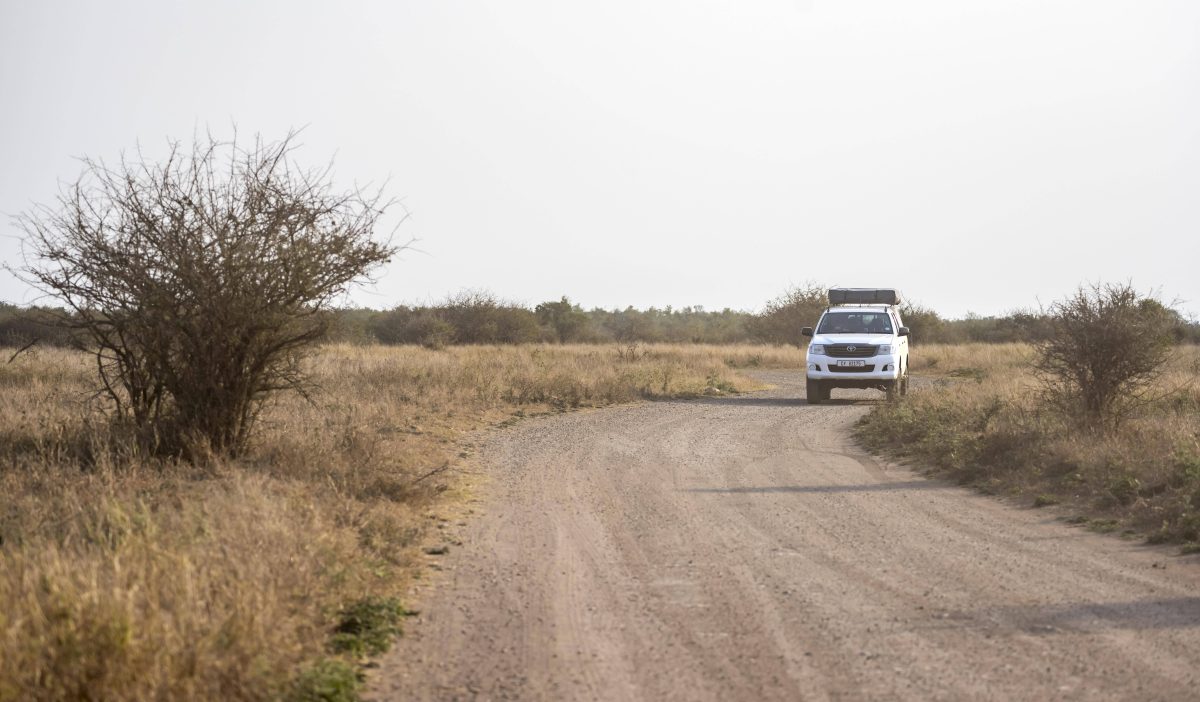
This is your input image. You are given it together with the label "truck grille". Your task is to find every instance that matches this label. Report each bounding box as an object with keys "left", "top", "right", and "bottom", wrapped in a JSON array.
[
  {"left": 830, "top": 365, "right": 876, "bottom": 373},
  {"left": 825, "top": 344, "right": 877, "bottom": 358}
]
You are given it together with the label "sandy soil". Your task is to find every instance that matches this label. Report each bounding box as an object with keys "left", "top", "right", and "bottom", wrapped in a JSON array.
[{"left": 369, "top": 371, "right": 1200, "bottom": 701}]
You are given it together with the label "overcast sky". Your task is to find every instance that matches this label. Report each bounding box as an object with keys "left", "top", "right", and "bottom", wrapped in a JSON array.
[{"left": 2, "top": 1, "right": 1197, "bottom": 318}]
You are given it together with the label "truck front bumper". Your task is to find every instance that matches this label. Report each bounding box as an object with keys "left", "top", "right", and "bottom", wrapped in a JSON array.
[{"left": 806, "top": 355, "right": 902, "bottom": 383}]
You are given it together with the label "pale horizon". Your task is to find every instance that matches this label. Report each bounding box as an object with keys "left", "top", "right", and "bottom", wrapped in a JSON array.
[{"left": 3, "top": 1, "right": 1198, "bottom": 319}]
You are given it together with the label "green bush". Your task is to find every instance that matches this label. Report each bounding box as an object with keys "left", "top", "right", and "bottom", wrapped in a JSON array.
[
  {"left": 536, "top": 297, "right": 592, "bottom": 342},
  {"left": 328, "top": 597, "right": 405, "bottom": 659},
  {"left": 288, "top": 659, "right": 360, "bottom": 702}
]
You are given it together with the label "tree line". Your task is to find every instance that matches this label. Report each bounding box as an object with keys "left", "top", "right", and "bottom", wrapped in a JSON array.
[{"left": 8, "top": 290, "right": 1197, "bottom": 351}]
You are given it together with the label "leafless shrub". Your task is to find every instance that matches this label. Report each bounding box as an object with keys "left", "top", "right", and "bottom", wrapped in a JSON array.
[
  {"left": 1035, "top": 282, "right": 1178, "bottom": 429},
  {"left": 438, "top": 289, "right": 544, "bottom": 344},
  {"left": 615, "top": 342, "right": 647, "bottom": 362},
  {"left": 15, "top": 132, "right": 399, "bottom": 458},
  {"left": 371, "top": 290, "right": 545, "bottom": 346},
  {"left": 747, "top": 282, "right": 827, "bottom": 346}
]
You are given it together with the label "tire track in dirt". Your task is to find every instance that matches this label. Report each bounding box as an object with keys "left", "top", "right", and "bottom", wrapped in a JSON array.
[{"left": 369, "top": 370, "right": 1200, "bottom": 701}]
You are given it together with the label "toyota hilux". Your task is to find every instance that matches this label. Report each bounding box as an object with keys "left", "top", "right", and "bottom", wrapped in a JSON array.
[{"left": 801, "top": 288, "right": 910, "bottom": 404}]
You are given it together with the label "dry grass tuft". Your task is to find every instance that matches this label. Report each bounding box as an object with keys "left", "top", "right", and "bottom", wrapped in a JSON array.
[
  {"left": 858, "top": 343, "right": 1200, "bottom": 545},
  {"left": 0, "top": 343, "right": 779, "bottom": 701}
]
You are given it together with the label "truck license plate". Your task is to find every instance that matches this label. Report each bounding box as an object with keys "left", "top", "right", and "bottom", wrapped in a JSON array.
[{"left": 836, "top": 360, "right": 867, "bottom": 367}]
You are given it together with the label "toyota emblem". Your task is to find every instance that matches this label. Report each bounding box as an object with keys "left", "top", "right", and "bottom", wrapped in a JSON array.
[{"left": 847, "top": 346, "right": 857, "bottom": 352}]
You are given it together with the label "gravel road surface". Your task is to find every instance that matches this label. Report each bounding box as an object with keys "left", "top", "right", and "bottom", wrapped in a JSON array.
[{"left": 369, "top": 371, "right": 1200, "bottom": 701}]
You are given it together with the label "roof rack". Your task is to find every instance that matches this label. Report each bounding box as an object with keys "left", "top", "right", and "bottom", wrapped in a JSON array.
[{"left": 827, "top": 288, "right": 902, "bottom": 306}]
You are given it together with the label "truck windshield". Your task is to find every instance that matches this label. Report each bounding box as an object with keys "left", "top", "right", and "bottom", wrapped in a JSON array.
[{"left": 816, "top": 312, "right": 893, "bottom": 335}]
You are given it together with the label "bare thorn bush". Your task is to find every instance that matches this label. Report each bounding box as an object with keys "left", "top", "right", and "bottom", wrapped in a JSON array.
[
  {"left": 1035, "top": 282, "right": 1178, "bottom": 429},
  {"left": 747, "top": 282, "right": 827, "bottom": 346},
  {"left": 15, "top": 132, "right": 399, "bottom": 458}
]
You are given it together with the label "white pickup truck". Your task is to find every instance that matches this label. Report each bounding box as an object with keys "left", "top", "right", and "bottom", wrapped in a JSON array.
[{"left": 801, "top": 288, "right": 910, "bottom": 404}]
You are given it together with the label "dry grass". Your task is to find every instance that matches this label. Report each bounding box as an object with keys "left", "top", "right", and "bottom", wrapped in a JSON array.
[
  {"left": 908, "top": 342, "right": 1037, "bottom": 376},
  {"left": 859, "top": 343, "right": 1200, "bottom": 545},
  {"left": 0, "top": 343, "right": 788, "bottom": 701}
]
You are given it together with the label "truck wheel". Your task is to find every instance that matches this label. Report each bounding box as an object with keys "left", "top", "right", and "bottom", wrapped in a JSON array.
[
  {"left": 885, "top": 381, "right": 897, "bottom": 402},
  {"left": 806, "top": 379, "right": 823, "bottom": 405},
  {"left": 900, "top": 376, "right": 909, "bottom": 397}
]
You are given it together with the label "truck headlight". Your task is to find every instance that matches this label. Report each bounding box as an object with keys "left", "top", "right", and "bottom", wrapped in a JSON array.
[
  {"left": 809, "top": 344, "right": 825, "bottom": 355},
  {"left": 877, "top": 344, "right": 892, "bottom": 354}
]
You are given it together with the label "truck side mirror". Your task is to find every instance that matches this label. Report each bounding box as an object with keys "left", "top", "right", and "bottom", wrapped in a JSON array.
[
  {"left": 898, "top": 327, "right": 910, "bottom": 337},
  {"left": 801, "top": 327, "right": 813, "bottom": 337}
]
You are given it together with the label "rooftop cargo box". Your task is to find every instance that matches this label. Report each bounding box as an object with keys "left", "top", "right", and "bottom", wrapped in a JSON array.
[{"left": 828, "top": 288, "right": 902, "bottom": 306}]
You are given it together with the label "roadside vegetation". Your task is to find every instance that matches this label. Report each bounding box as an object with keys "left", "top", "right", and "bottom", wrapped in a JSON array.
[
  {"left": 857, "top": 286, "right": 1200, "bottom": 549},
  {"left": 0, "top": 342, "right": 787, "bottom": 701}
]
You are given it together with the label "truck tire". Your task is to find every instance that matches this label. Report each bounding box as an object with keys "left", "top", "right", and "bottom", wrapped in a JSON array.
[
  {"left": 900, "top": 376, "right": 909, "bottom": 397},
  {"left": 807, "top": 379, "right": 823, "bottom": 405},
  {"left": 885, "top": 381, "right": 897, "bottom": 402}
]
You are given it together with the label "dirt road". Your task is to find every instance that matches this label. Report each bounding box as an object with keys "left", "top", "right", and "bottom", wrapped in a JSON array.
[{"left": 370, "top": 371, "right": 1200, "bottom": 701}]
